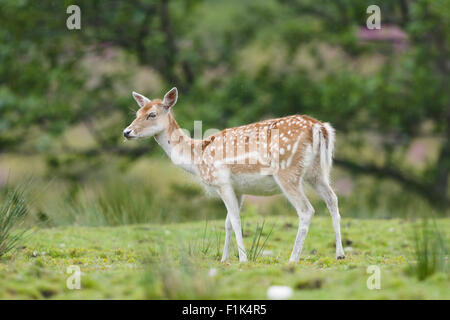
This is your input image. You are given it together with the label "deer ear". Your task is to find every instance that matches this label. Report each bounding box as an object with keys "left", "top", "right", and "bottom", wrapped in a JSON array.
[
  {"left": 132, "top": 91, "right": 151, "bottom": 108},
  {"left": 163, "top": 87, "right": 178, "bottom": 110}
]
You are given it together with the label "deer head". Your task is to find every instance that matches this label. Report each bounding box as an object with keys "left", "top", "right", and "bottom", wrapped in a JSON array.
[{"left": 123, "top": 87, "right": 178, "bottom": 139}]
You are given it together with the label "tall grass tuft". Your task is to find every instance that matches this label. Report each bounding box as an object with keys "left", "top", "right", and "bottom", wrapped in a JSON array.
[
  {"left": 247, "top": 220, "right": 274, "bottom": 262},
  {"left": 188, "top": 220, "right": 223, "bottom": 259},
  {"left": 410, "top": 219, "right": 448, "bottom": 281},
  {"left": 0, "top": 184, "right": 30, "bottom": 257}
]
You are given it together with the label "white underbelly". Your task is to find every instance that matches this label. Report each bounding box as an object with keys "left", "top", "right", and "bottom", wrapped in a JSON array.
[{"left": 231, "top": 173, "right": 281, "bottom": 196}]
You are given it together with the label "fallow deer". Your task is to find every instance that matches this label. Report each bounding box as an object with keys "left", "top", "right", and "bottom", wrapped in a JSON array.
[{"left": 123, "top": 87, "right": 345, "bottom": 263}]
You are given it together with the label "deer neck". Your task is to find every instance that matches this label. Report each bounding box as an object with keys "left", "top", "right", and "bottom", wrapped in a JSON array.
[{"left": 154, "top": 112, "right": 198, "bottom": 175}]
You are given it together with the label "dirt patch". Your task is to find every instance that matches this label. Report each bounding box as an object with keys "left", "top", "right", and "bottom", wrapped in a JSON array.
[{"left": 295, "top": 278, "right": 323, "bottom": 290}]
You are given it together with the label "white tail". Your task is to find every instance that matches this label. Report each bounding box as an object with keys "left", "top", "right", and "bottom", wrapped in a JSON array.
[{"left": 313, "top": 122, "right": 335, "bottom": 181}]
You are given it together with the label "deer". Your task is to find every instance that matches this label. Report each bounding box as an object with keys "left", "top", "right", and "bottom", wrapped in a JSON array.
[{"left": 123, "top": 87, "right": 345, "bottom": 263}]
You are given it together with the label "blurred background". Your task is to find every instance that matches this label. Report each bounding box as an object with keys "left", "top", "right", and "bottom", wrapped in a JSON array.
[{"left": 0, "top": 0, "right": 448, "bottom": 227}]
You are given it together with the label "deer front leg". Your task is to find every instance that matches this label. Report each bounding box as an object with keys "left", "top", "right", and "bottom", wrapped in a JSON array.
[
  {"left": 221, "top": 214, "right": 232, "bottom": 262},
  {"left": 221, "top": 195, "right": 244, "bottom": 262},
  {"left": 218, "top": 185, "right": 247, "bottom": 263}
]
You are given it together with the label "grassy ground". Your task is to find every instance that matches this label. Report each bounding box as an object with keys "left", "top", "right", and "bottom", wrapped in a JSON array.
[{"left": 0, "top": 216, "right": 448, "bottom": 299}]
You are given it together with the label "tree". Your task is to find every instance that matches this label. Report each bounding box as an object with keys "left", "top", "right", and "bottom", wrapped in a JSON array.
[{"left": 0, "top": 0, "right": 448, "bottom": 206}]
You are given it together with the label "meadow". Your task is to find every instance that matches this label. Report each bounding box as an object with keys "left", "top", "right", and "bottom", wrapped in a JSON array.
[
  {"left": 0, "top": 157, "right": 448, "bottom": 299},
  {"left": 0, "top": 215, "right": 448, "bottom": 299}
]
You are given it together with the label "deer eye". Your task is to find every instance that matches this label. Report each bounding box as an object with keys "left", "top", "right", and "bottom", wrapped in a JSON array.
[{"left": 146, "top": 112, "right": 156, "bottom": 120}]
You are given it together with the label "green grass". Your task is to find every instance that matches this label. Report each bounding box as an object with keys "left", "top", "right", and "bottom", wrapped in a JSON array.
[
  {"left": 0, "top": 183, "right": 30, "bottom": 257},
  {"left": 409, "top": 220, "right": 448, "bottom": 281},
  {"left": 0, "top": 216, "right": 448, "bottom": 299}
]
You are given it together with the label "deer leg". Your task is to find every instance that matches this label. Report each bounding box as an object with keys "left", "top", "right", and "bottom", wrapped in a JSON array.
[
  {"left": 275, "top": 174, "right": 315, "bottom": 263},
  {"left": 221, "top": 195, "right": 244, "bottom": 262},
  {"left": 218, "top": 186, "right": 247, "bottom": 262},
  {"left": 311, "top": 177, "right": 345, "bottom": 259},
  {"left": 221, "top": 215, "right": 232, "bottom": 262}
]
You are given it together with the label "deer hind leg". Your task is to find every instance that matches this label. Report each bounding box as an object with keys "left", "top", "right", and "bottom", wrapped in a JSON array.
[
  {"left": 221, "top": 195, "right": 244, "bottom": 262},
  {"left": 218, "top": 186, "right": 247, "bottom": 263},
  {"left": 309, "top": 174, "right": 345, "bottom": 259},
  {"left": 274, "top": 173, "right": 315, "bottom": 263}
]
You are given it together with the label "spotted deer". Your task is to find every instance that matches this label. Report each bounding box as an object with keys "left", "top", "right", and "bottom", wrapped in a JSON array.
[{"left": 123, "top": 87, "right": 345, "bottom": 263}]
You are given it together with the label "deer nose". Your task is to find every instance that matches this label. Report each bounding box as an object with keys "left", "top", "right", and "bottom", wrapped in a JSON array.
[{"left": 123, "top": 129, "right": 132, "bottom": 138}]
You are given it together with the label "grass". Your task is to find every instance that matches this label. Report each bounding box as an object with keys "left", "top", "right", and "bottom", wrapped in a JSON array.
[
  {"left": 409, "top": 220, "right": 448, "bottom": 281},
  {"left": 26, "top": 160, "right": 226, "bottom": 227},
  {"left": 187, "top": 220, "right": 222, "bottom": 259},
  {"left": 0, "top": 216, "right": 448, "bottom": 299},
  {"left": 0, "top": 183, "right": 30, "bottom": 257},
  {"left": 247, "top": 220, "right": 275, "bottom": 262}
]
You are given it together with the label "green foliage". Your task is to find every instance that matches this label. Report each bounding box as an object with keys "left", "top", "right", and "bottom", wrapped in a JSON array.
[
  {"left": 0, "top": 183, "right": 30, "bottom": 257},
  {"left": 67, "top": 178, "right": 156, "bottom": 226},
  {"left": 186, "top": 219, "right": 223, "bottom": 259},
  {"left": 0, "top": 0, "right": 448, "bottom": 205},
  {"left": 40, "top": 164, "right": 225, "bottom": 227},
  {"left": 247, "top": 220, "right": 274, "bottom": 262},
  {"left": 409, "top": 219, "right": 448, "bottom": 281}
]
